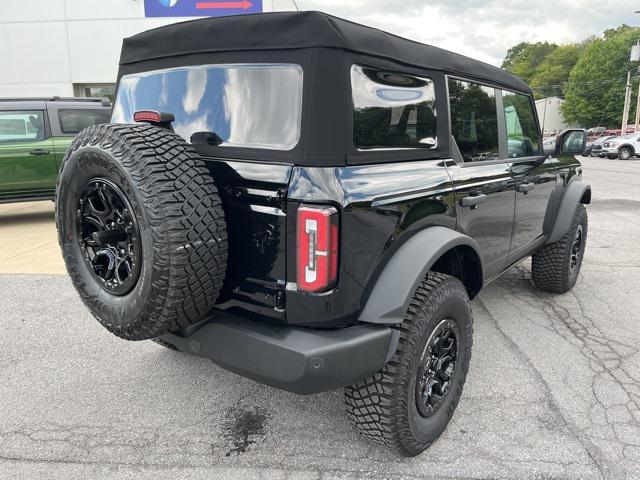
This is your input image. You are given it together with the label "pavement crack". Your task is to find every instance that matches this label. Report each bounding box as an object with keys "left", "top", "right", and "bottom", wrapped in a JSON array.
[{"left": 475, "top": 295, "right": 621, "bottom": 480}]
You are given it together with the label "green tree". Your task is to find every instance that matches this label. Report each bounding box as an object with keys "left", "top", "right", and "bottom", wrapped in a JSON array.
[
  {"left": 529, "top": 44, "right": 584, "bottom": 98},
  {"left": 561, "top": 25, "right": 640, "bottom": 128},
  {"left": 501, "top": 42, "right": 558, "bottom": 85}
]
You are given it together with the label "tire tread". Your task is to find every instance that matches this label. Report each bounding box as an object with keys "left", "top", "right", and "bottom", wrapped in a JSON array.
[
  {"left": 345, "top": 272, "right": 473, "bottom": 456},
  {"left": 56, "top": 124, "right": 228, "bottom": 340},
  {"left": 532, "top": 204, "right": 587, "bottom": 294}
]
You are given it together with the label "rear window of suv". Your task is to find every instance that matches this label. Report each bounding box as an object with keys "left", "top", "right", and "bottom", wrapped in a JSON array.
[
  {"left": 58, "top": 109, "right": 111, "bottom": 134},
  {"left": 351, "top": 65, "right": 437, "bottom": 150},
  {"left": 112, "top": 64, "right": 303, "bottom": 151}
]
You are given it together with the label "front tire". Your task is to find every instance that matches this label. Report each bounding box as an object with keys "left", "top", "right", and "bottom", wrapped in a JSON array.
[
  {"left": 532, "top": 204, "right": 587, "bottom": 293},
  {"left": 345, "top": 272, "right": 473, "bottom": 456},
  {"left": 618, "top": 147, "right": 633, "bottom": 160}
]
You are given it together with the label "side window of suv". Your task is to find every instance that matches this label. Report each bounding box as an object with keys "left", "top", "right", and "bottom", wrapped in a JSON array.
[
  {"left": 502, "top": 91, "right": 541, "bottom": 158},
  {"left": 0, "top": 111, "right": 45, "bottom": 142},
  {"left": 448, "top": 79, "right": 499, "bottom": 162},
  {"left": 351, "top": 65, "right": 438, "bottom": 149}
]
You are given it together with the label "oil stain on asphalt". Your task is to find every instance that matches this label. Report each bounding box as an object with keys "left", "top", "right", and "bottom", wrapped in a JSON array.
[{"left": 223, "top": 406, "right": 269, "bottom": 456}]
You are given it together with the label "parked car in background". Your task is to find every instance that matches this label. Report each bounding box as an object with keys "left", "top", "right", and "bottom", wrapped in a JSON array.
[
  {"left": 600, "top": 134, "right": 640, "bottom": 159},
  {"left": 586, "top": 127, "right": 626, "bottom": 143},
  {"left": 0, "top": 97, "right": 111, "bottom": 203},
  {"left": 589, "top": 135, "right": 617, "bottom": 157},
  {"left": 542, "top": 136, "right": 556, "bottom": 153},
  {"left": 583, "top": 140, "right": 593, "bottom": 156},
  {"left": 587, "top": 126, "right": 607, "bottom": 140}
]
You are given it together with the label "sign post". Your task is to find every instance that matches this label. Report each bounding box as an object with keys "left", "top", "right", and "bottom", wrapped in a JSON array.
[{"left": 144, "top": 0, "right": 263, "bottom": 18}]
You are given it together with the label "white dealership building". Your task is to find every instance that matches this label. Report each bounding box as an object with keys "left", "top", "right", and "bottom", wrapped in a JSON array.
[{"left": 0, "top": 0, "right": 294, "bottom": 100}]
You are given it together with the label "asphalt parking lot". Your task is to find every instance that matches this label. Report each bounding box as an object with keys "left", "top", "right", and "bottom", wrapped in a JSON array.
[{"left": 0, "top": 155, "right": 639, "bottom": 480}]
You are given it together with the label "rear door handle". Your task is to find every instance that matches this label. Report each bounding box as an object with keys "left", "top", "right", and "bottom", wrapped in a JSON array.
[
  {"left": 29, "top": 149, "right": 50, "bottom": 155},
  {"left": 460, "top": 193, "right": 488, "bottom": 209},
  {"left": 517, "top": 182, "right": 536, "bottom": 194}
]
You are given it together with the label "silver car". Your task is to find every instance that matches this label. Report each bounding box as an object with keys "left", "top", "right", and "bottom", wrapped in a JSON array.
[{"left": 600, "top": 134, "right": 639, "bottom": 160}]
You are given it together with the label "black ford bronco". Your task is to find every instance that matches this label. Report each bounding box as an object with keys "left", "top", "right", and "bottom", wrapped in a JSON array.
[{"left": 56, "top": 12, "right": 591, "bottom": 456}]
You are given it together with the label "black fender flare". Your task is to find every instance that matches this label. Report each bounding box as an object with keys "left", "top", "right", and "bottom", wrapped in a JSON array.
[
  {"left": 358, "top": 226, "right": 483, "bottom": 325},
  {"left": 547, "top": 180, "right": 591, "bottom": 244}
]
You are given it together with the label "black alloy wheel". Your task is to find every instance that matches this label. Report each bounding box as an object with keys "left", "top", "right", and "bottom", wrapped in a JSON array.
[
  {"left": 415, "top": 319, "right": 459, "bottom": 418},
  {"left": 77, "top": 178, "right": 141, "bottom": 296},
  {"left": 569, "top": 225, "right": 583, "bottom": 273}
]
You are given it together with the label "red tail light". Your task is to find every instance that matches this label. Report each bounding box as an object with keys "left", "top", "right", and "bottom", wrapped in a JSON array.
[
  {"left": 297, "top": 205, "right": 339, "bottom": 293},
  {"left": 133, "top": 111, "right": 175, "bottom": 127},
  {"left": 133, "top": 110, "right": 162, "bottom": 123}
]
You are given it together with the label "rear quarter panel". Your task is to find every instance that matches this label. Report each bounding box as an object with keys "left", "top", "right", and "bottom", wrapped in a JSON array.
[{"left": 286, "top": 159, "right": 456, "bottom": 327}]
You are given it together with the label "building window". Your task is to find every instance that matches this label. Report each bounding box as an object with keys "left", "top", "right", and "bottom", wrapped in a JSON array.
[{"left": 74, "top": 84, "right": 116, "bottom": 103}]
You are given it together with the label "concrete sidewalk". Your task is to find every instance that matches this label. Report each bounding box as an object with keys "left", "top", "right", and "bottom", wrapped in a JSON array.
[{"left": 0, "top": 201, "right": 65, "bottom": 275}]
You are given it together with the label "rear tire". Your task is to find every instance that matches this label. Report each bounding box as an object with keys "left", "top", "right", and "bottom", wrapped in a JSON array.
[
  {"left": 532, "top": 204, "right": 587, "bottom": 294},
  {"left": 56, "top": 123, "right": 228, "bottom": 340},
  {"left": 345, "top": 272, "right": 473, "bottom": 456}
]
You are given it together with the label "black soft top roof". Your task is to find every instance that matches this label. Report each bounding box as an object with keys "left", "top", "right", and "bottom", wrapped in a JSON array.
[{"left": 120, "top": 11, "right": 530, "bottom": 94}]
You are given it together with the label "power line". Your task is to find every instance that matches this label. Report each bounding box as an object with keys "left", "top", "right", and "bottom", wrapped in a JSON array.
[
  {"left": 570, "top": 73, "right": 633, "bottom": 96},
  {"left": 292, "top": 0, "right": 300, "bottom": 11},
  {"left": 530, "top": 74, "right": 630, "bottom": 90},
  {"left": 530, "top": 72, "right": 634, "bottom": 97},
  {"left": 517, "top": 50, "right": 635, "bottom": 94}
]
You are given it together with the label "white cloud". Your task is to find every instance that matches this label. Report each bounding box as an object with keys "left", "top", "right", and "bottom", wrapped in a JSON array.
[
  {"left": 173, "top": 114, "right": 211, "bottom": 142},
  {"left": 182, "top": 68, "right": 207, "bottom": 114},
  {"left": 277, "top": 0, "right": 640, "bottom": 65}
]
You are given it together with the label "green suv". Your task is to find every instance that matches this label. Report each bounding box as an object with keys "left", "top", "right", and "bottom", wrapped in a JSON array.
[{"left": 0, "top": 97, "right": 111, "bottom": 203}]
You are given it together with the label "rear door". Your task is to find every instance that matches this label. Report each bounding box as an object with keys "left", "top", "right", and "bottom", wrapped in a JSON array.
[
  {"left": 0, "top": 110, "right": 56, "bottom": 198},
  {"left": 501, "top": 90, "right": 557, "bottom": 260},
  {"left": 445, "top": 78, "right": 516, "bottom": 280}
]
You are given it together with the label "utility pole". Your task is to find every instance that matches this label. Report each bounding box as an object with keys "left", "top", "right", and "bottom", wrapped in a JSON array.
[
  {"left": 622, "top": 70, "right": 632, "bottom": 133},
  {"left": 634, "top": 40, "right": 640, "bottom": 132},
  {"left": 541, "top": 98, "right": 548, "bottom": 135},
  {"left": 635, "top": 65, "right": 640, "bottom": 132},
  {"left": 632, "top": 14, "right": 640, "bottom": 131}
]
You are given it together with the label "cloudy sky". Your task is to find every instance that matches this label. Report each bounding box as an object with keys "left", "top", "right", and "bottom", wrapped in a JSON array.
[{"left": 283, "top": 0, "right": 639, "bottom": 66}]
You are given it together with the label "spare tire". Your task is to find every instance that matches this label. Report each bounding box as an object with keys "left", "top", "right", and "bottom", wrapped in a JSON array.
[{"left": 56, "top": 123, "right": 228, "bottom": 340}]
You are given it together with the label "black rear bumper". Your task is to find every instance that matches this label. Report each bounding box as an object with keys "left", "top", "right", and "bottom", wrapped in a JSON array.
[{"left": 158, "top": 312, "right": 397, "bottom": 395}]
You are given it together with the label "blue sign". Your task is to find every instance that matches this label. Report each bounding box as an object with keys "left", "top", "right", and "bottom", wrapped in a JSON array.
[{"left": 144, "top": 0, "right": 262, "bottom": 17}]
